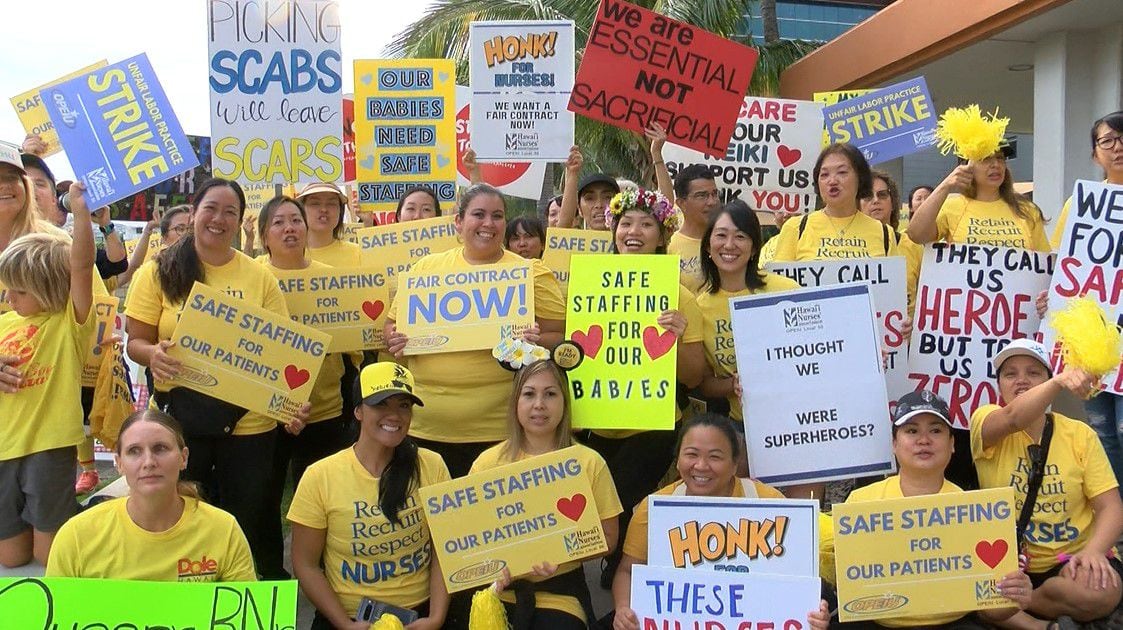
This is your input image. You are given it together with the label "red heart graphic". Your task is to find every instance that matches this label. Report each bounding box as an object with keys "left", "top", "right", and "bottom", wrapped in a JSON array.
[
  {"left": 284, "top": 364, "right": 310, "bottom": 390},
  {"left": 571, "top": 325, "right": 603, "bottom": 360},
  {"left": 642, "top": 326, "right": 676, "bottom": 360},
  {"left": 777, "top": 145, "right": 802, "bottom": 168},
  {"left": 361, "top": 300, "right": 385, "bottom": 321},
  {"left": 556, "top": 494, "right": 587, "bottom": 522},
  {"left": 975, "top": 539, "right": 1009, "bottom": 569}
]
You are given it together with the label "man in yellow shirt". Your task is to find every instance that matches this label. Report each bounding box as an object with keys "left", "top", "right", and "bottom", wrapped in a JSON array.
[{"left": 667, "top": 164, "right": 721, "bottom": 292}]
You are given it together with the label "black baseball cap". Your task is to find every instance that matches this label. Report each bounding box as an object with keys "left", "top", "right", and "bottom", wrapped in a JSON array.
[
  {"left": 577, "top": 173, "right": 620, "bottom": 197},
  {"left": 893, "top": 390, "right": 953, "bottom": 427}
]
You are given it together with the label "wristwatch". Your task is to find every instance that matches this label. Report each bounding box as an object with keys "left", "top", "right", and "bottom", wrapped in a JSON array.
[{"left": 99, "top": 222, "right": 116, "bottom": 236}]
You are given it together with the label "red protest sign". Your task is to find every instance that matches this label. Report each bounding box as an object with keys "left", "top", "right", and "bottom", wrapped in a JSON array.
[{"left": 569, "top": 0, "right": 758, "bottom": 158}]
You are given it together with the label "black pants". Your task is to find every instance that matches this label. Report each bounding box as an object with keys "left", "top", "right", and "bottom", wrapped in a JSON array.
[
  {"left": 311, "top": 600, "right": 430, "bottom": 629},
  {"left": 259, "top": 416, "right": 356, "bottom": 580},
  {"left": 181, "top": 428, "right": 277, "bottom": 578},
  {"left": 412, "top": 437, "right": 498, "bottom": 479},
  {"left": 945, "top": 428, "right": 979, "bottom": 491},
  {"left": 502, "top": 602, "right": 585, "bottom": 630}
]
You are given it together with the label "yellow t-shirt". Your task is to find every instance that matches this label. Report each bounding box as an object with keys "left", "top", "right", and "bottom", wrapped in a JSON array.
[
  {"left": 389, "top": 247, "right": 565, "bottom": 443},
  {"left": 935, "top": 195, "right": 1049, "bottom": 252},
  {"left": 46, "top": 496, "right": 256, "bottom": 581},
  {"left": 287, "top": 447, "right": 451, "bottom": 615},
  {"left": 0, "top": 298, "right": 97, "bottom": 460},
  {"left": 971, "top": 407, "right": 1119, "bottom": 573},
  {"left": 772, "top": 210, "right": 899, "bottom": 261},
  {"left": 124, "top": 251, "right": 289, "bottom": 435},
  {"left": 1050, "top": 197, "right": 1073, "bottom": 252},
  {"left": 843, "top": 476, "right": 965, "bottom": 628},
  {"left": 897, "top": 232, "right": 923, "bottom": 316},
  {"left": 758, "top": 234, "right": 780, "bottom": 266},
  {"left": 694, "top": 274, "right": 800, "bottom": 420},
  {"left": 309, "top": 239, "right": 363, "bottom": 267},
  {"left": 667, "top": 232, "right": 703, "bottom": 293},
  {"left": 469, "top": 442, "right": 623, "bottom": 622},
  {"left": 622, "top": 479, "right": 785, "bottom": 563}
]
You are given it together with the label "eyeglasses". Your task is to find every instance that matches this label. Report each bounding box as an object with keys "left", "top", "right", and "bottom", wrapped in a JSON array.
[
  {"left": 689, "top": 190, "right": 721, "bottom": 201},
  {"left": 863, "top": 190, "right": 891, "bottom": 201},
  {"left": 1095, "top": 135, "right": 1123, "bottom": 150},
  {"left": 168, "top": 225, "right": 190, "bottom": 234}
]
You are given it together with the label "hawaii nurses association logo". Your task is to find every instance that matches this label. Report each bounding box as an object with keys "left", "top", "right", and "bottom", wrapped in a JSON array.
[{"left": 177, "top": 554, "right": 218, "bottom": 582}]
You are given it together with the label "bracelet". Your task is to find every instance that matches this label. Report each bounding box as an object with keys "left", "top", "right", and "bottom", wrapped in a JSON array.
[{"left": 99, "top": 223, "right": 115, "bottom": 235}]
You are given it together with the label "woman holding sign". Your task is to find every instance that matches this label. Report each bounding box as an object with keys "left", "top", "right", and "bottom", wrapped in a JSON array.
[
  {"left": 299, "top": 181, "right": 363, "bottom": 267},
  {"left": 471, "top": 356, "right": 622, "bottom": 629},
  {"left": 609, "top": 414, "right": 830, "bottom": 630},
  {"left": 47, "top": 410, "right": 256, "bottom": 581},
  {"left": 860, "top": 170, "right": 922, "bottom": 314},
  {"left": 972, "top": 339, "right": 1123, "bottom": 626},
  {"left": 383, "top": 184, "right": 565, "bottom": 478},
  {"left": 125, "top": 177, "right": 300, "bottom": 579},
  {"left": 289, "top": 362, "right": 450, "bottom": 630}
]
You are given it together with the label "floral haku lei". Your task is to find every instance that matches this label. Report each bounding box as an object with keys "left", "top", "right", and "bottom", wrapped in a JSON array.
[{"left": 605, "top": 187, "right": 679, "bottom": 231}]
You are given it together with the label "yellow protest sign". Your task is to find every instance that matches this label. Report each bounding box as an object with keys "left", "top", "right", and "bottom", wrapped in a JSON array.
[
  {"left": 10, "top": 61, "right": 108, "bottom": 157},
  {"left": 421, "top": 446, "right": 608, "bottom": 593},
  {"left": 541, "top": 228, "right": 614, "bottom": 298},
  {"left": 123, "top": 234, "right": 161, "bottom": 264},
  {"left": 341, "top": 221, "right": 365, "bottom": 244},
  {"left": 813, "top": 89, "right": 873, "bottom": 147},
  {"left": 0, "top": 577, "right": 295, "bottom": 628},
  {"left": 81, "top": 296, "right": 121, "bottom": 387},
  {"left": 833, "top": 487, "right": 1018, "bottom": 622},
  {"left": 275, "top": 266, "right": 391, "bottom": 352},
  {"left": 353, "top": 59, "right": 457, "bottom": 214},
  {"left": 397, "top": 261, "right": 534, "bottom": 355},
  {"left": 167, "top": 282, "right": 330, "bottom": 422},
  {"left": 357, "top": 214, "right": 459, "bottom": 290},
  {"left": 565, "top": 254, "right": 679, "bottom": 429}
]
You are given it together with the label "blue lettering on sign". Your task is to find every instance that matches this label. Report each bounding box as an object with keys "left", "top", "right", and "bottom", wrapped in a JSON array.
[
  {"left": 374, "top": 125, "right": 436, "bottom": 147},
  {"left": 377, "top": 68, "right": 434, "bottom": 91},
  {"left": 379, "top": 153, "right": 432, "bottom": 176},
  {"left": 406, "top": 286, "right": 528, "bottom": 325},
  {"left": 366, "top": 97, "right": 444, "bottom": 120},
  {"left": 209, "top": 48, "right": 342, "bottom": 95}
]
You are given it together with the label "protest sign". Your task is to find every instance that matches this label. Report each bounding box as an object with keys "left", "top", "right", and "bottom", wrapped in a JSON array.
[
  {"left": 106, "top": 135, "right": 211, "bottom": 222},
  {"left": 44, "top": 54, "right": 200, "bottom": 209},
  {"left": 0, "top": 577, "right": 295, "bottom": 629},
  {"left": 813, "top": 89, "right": 872, "bottom": 147},
  {"left": 357, "top": 214, "right": 459, "bottom": 290},
  {"left": 766, "top": 258, "right": 910, "bottom": 403},
  {"left": 275, "top": 266, "right": 391, "bottom": 352},
  {"left": 566, "top": 254, "right": 679, "bottom": 429},
  {"left": 10, "top": 61, "right": 108, "bottom": 157},
  {"left": 168, "top": 282, "right": 330, "bottom": 422},
  {"left": 909, "top": 243, "right": 1053, "bottom": 428},
  {"left": 207, "top": 0, "right": 342, "bottom": 184},
  {"left": 1043, "top": 180, "right": 1123, "bottom": 393},
  {"left": 82, "top": 296, "right": 122, "bottom": 387},
  {"left": 647, "top": 496, "right": 819, "bottom": 576},
  {"left": 664, "top": 97, "right": 822, "bottom": 215},
  {"left": 834, "top": 488, "right": 1017, "bottom": 622},
  {"left": 732, "top": 284, "right": 894, "bottom": 485},
  {"left": 455, "top": 86, "right": 546, "bottom": 200},
  {"left": 421, "top": 446, "right": 608, "bottom": 592},
  {"left": 397, "top": 261, "right": 534, "bottom": 355},
  {"left": 340, "top": 221, "right": 364, "bottom": 244},
  {"left": 353, "top": 59, "right": 457, "bottom": 215},
  {"left": 469, "top": 21, "right": 575, "bottom": 161},
  {"left": 631, "top": 565, "right": 821, "bottom": 630},
  {"left": 822, "top": 77, "right": 936, "bottom": 164},
  {"left": 570, "top": 0, "right": 758, "bottom": 157},
  {"left": 540, "top": 228, "right": 613, "bottom": 297}
]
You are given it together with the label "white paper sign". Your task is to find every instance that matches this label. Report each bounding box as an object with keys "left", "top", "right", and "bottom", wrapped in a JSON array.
[
  {"left": 207, "top": 0, "right": 344, "bottom": 184},
  {"left": 646, "top": 495, "right": 819, "bottom": 577},
  {"left": 909, "top": 243, "right": 1053, "bottom": 428},
  {"left": 455, "top": 86, "right": 547, "bottom": 200},
  {"left": 469, "top": 21, "right": 575, "bottom": 161},
  {"left": 733, "top": 284, "right": 894, "bottom": 485},
  {"left": 767, "top": 257, "right": 909, "bottom": 405},
  {"left": 1043, "top": 180, "right": 1123, "bottom": 393},
  {"left": 631, "top": 564, "right": 821, "bottom": 630}
]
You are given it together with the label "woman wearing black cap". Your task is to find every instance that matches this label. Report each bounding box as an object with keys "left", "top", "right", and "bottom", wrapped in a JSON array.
[
  {"left": 289, "top": 362, "right": 450, "bottom": 630},
  {"left": 971, "top": 339, "right": 1123, "bottom": 628}
]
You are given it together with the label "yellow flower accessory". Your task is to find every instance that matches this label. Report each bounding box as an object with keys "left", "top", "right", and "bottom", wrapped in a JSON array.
[
  {"left": 1049, "top": 296, "right": 1123, "bottom": 380},
  {"left": 934, "top": 105, "right": 1009, "bottom": 161}
]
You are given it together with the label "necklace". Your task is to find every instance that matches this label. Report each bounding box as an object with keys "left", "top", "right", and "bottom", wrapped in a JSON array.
[{"left": 823, "top": 211, "right": 858, "bottom": 236}]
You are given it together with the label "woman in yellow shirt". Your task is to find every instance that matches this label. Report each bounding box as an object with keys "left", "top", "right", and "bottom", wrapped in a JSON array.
[
  {"left": 125, "top": 178, "right": 305, "bottom": 579},
  {"left": 472, "top": 358, "right": 622, "bottom": 629},
  {"left": 299, "top": 181, "right": 363, "bottom": 267},
  {"left": 609, "top": 413, "right": 829, "bottom": 630},
  {"left": 971, "top": 339, "right": 1123, "bottom": 626},
  {"left": 382, "top": 184, "right": 565, "bottom": 478},
  {"left": 289, "top": 363, "right": 450, "bottom": 630},
  {"left": 47, "top": 410, "right": 256, "bottom": 581}
]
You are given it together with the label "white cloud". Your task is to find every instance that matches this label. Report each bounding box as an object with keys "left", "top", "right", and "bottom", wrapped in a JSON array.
[{"left": 2, "top": 0, "right": 434, "bottom": 180}]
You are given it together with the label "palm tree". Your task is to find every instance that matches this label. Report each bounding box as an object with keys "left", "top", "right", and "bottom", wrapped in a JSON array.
[{"left": 388, "top": 0, "right": 819, "bottom": 191}]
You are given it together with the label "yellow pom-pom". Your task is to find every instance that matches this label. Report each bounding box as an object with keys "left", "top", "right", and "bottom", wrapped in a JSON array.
[
  {"left": 469, "top": 586, "right": 509, "bottom": 630},
  {"left": 1049, "top": 296, "right": 1123, "bottom": 378},
  {"left": 934, "top": 105, "right": 1009, "bottom": 161},
  {"left": 370, "top": 613, "right": 406, "bottom": 630}
]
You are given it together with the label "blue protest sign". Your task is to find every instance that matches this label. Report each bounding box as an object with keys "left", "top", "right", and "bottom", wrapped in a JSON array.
[
  {"left": 822, "top": 77, "right": 936, "bottom": 164},
  {"left": 43, "top": 54, "right": 199, "bottom": 208}
]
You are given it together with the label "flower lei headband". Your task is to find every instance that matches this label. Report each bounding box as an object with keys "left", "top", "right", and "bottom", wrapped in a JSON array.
[{"left": 604, "top": 187, "right": 679, "bottom": 232}]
